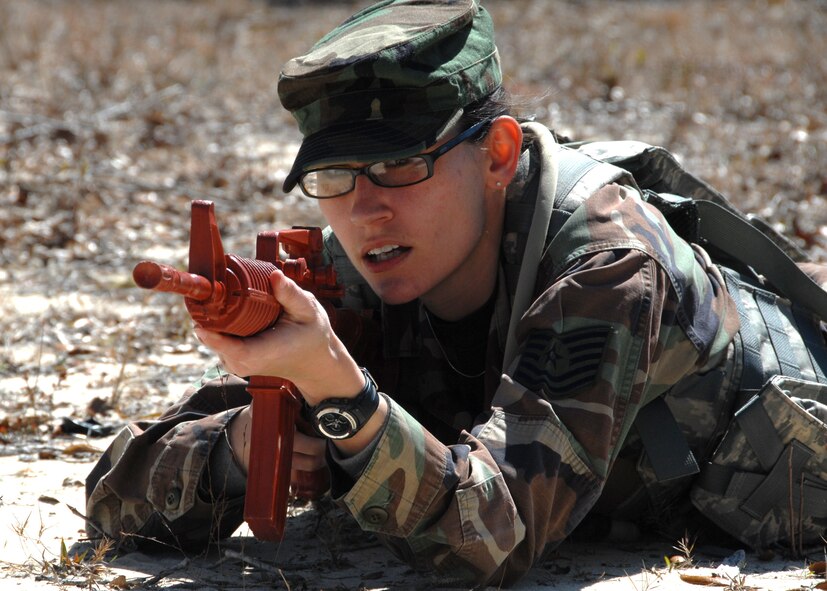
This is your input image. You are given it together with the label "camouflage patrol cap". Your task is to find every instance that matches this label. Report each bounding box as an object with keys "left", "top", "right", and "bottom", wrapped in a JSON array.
[{"left": 278, "top": 0, "right": 502, "bottom": 192}]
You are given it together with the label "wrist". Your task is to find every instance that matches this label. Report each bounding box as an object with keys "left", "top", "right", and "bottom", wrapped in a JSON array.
[
  {"left": 300, "top": 355, "right": 364, "bottom": 407},
  {"left": 332, "top": 394, "right": 388, "bottom": 457},
  {"left": 308, "top": 367, "right": 380, "bottom": 440}
]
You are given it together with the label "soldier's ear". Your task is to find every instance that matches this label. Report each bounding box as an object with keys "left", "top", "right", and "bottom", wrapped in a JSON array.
[{"left": 483, "top": 116, "right": 522, "bottom": 190}]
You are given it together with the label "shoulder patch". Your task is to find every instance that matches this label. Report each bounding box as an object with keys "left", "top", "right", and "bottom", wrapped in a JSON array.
[{"left": 513, "top": 326, "right": 612, "bottom": 398}]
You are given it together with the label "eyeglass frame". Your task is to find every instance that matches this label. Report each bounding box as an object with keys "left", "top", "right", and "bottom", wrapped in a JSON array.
[{"left": 297, "top": 118, "right": 493, "bottom": 199}]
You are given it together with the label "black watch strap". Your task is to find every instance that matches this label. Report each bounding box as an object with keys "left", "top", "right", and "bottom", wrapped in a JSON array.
[{"left": 310, "top": 368, "right": 379, "bottom": 440}]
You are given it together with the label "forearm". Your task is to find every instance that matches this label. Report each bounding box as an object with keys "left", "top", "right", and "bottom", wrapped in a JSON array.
[
  {"left": 330, "top": 394, "right": 570, "bottom": 585},
  {"left": 85, "top": 370, "right": 251, "bottom": 545}
]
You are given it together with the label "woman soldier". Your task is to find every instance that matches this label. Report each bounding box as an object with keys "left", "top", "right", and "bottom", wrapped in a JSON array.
[{"left": 86, "top": 0, "right": 827, "bottom": 586}]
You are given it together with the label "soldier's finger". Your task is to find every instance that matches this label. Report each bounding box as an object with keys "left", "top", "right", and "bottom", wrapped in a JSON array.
[
  {"left": 294, "top": 430, "right": 327, "bottom": 456},
  {"left": 291, "top": 451, "right": 327, "bottom": 472},
  {"left": 269, "top": 269, "right": 318, "bottom": 322}
]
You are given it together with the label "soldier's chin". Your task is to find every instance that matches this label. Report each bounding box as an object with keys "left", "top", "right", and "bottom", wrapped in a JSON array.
[{"left": 365, "top": 278, "right": 421, "bottom": 307}]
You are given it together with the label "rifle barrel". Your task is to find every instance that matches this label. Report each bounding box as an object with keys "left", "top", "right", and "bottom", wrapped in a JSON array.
[{"left": 133, "top": 261, "right": 214, "bottom": 301}]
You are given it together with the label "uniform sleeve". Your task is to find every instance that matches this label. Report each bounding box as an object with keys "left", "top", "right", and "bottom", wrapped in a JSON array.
[
  {"left": 85, "top": 368, "right": 251, "bottom": 550},
  {"left": 330, "top": 184, "right": 739, "bottom": 585}
]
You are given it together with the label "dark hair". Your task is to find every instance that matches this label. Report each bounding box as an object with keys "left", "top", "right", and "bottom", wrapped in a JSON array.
[
  {"left": 461, "top": 86, "right": 513, "bottom": 123},
  {"left": 458, "top": 86, "right": 514, "bottom": 142},
  {"left": 458, "top": 85, "right": 544, "bottom": 148}
]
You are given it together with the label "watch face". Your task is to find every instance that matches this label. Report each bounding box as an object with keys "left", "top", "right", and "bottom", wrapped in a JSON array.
[{"left": 315, "top": 408, "right": 358, "bottom": 439}]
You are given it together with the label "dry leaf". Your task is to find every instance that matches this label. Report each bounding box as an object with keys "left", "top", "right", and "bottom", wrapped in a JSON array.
[
  {"left": 62, "top": 443, "right": 101, "bottom": 456},
  {"left": 810, "top": 561, "right": 827, "bottom": 575},
  {"left": 679, "top": 573, "right": 731, "bottom": 586},
  {"left": 87, "top": 397, "right": 113, "bottom": 415}
]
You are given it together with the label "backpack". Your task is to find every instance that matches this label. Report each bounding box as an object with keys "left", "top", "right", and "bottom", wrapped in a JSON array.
[{"left": 543, "top": 138, "right": 827, "bottom": 553}]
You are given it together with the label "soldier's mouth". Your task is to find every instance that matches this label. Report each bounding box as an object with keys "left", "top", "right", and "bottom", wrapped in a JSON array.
[{"left": 366, "top": 244, "right": 410, "bottom": 263}]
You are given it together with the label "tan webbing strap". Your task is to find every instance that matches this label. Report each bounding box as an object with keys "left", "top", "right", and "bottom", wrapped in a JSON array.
[
  {"left": 503, "top": 123, "right": 558, "bottom": 370},
  {"left": 696, "top": 200, "right": 827, "bottom": 320}
]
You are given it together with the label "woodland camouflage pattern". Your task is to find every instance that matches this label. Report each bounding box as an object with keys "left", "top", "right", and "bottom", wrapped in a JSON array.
[
  {"left": 85, "top": 368, "right": 250, "bottom": 550},
  {"left": 278, "top": 0, "right": 502, "bottom": 191},
  {"left": 90, "top": 123, "right": 827, "bottom": 585}
]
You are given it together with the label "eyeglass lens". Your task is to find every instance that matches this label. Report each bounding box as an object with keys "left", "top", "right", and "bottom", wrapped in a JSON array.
[{"left": 301, "top": 156, "right": 432, "bottom": 198}]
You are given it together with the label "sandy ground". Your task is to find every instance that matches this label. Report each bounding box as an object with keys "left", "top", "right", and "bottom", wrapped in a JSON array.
[{"left": 1, "top": 448, "right": 823, "bottom": 590}]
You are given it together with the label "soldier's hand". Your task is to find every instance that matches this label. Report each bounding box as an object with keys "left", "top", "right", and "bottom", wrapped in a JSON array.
[{"left": 194, "top": 268, "right": 364, "bottom": 405}]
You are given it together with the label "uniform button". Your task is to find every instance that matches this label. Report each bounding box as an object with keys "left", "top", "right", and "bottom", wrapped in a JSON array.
[
  {"left": 363, "top": 506, "right": 389, "bottom": 526},
  {"left": 165, "top": 488, "right": 182, "bottom": 509}
]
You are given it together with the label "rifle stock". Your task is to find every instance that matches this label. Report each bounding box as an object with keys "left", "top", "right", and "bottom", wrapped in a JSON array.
[{"left": 133, "top": 200, "right": 342, "bottom": 541}]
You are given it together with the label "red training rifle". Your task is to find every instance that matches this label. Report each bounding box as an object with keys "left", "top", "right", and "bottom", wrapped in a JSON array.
[{"left": 133, "top": 199, "right": 350, "bottom": 540}]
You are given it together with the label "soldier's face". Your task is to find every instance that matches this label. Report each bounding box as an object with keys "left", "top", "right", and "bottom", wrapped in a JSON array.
[{"left": 318, "top": 136, "right": 501, "bottom": 318}]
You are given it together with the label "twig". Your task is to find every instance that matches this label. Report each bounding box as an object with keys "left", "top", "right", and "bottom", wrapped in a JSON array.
[
  {"left": 139, "top": 557, "right": 191, "bottom": 587},
  {"left": 0, "top": 110, "right": 70, "bottom": 126},
  {"left": 65, "top": 503, "right": 106, "bottom": 538},
  {"left": 222, "top": 550, "right": 341, "bottom": 573},
  {"left": 223, "top": 549, "right": 282, "bottom": 575},
  {"left": 0, "top": 120, "right": 79, "bottom": 144},
  {"left": 223, "top": 549, "right": 292, "bottom": 589},
  {"left": 109, "top": 325, "right": 135, "bottom": 408}
]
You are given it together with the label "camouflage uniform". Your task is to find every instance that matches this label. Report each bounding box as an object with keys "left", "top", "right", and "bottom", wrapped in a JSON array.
[
  {"left": 86, "top": 0, "right": 827, "bottom": 585},
  {"left": 88, "top": 123, "right": 751, "bottom": 583}
]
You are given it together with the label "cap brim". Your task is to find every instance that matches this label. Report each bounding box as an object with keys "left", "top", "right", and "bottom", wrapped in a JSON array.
[{"left": 283, "top": 109, "right": 462, "bottom": 193}]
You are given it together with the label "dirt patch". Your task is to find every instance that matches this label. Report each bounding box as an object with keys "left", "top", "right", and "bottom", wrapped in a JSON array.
[
  {"left": 2, "top": 453, "right": 822, "bottom": 590},
  {"left": 1, "top": 0, "right": 826, "bottom": 589}
]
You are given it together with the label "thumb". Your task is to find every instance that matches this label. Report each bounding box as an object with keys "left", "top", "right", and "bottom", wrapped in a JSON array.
[{"left": 269, "top": 268, "right": 319, "bottom": 323}]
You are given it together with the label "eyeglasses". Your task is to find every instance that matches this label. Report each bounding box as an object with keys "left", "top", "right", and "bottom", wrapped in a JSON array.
[{"left": 298, "top": 118, "right": 491, "bottom": 199}]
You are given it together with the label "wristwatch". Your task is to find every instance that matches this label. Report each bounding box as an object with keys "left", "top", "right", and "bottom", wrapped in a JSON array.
[{"left": 310, "top": 367, "right": 379, "bottom": 439}]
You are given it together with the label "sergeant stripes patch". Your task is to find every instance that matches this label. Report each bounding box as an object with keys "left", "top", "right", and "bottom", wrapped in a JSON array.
[{"left": 513, "top": 326, "right": 612, "bottom": 398}]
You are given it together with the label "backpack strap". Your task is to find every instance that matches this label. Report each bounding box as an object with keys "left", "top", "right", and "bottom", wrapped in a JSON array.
[
  {"left": 753, "top": 290, "right": 803, "bottom": 380},
  {"left": 792, "top": 308, "right": 827, "bottom": 383},
  {"left": 502, "top": 132, "right": 635, "bottom": 369},
  {"left": 634, "top": 396, "right": 700, "bottom": 481},
  {"left": 502, "top": 123, "right": 558, "bottom": 370},
  {"left": 547, "top": 146, "right": 635, "bottom": 239},
  {"left": 695, "top": 200, "right": 827, "bottom": 321},
  {"left": 722, "top": 270, "right": 770, "bottom": 392}
]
